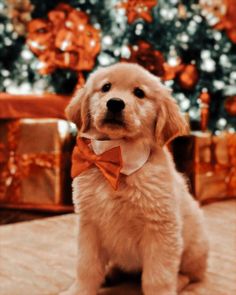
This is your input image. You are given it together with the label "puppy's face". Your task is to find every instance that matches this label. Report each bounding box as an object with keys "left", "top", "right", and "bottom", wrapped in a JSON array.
[
  {"left": 66, "top": 63, "right": 188, "bottom": 144},
  {"left": 88, "top": 64, "right": 159, "bottom": 139}
]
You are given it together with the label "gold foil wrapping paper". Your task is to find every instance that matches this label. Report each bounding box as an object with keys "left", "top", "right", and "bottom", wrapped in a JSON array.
[
  {"left": 0, "top": 119, "right": 75, "bottom": 210},
  {"left": 172, "top": 131, "right": 236, "bottom": 203}
]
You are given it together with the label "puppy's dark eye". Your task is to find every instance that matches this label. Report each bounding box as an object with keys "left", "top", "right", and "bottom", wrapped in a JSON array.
[
  {"left": 134, "top": 87, "right": 145, "bottom": 99},
  {"left": 101, "top": 83, "right": 111, "bottom": 93}
]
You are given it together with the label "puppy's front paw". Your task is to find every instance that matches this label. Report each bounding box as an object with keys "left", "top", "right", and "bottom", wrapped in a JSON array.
[
  {"left": 177, "top": 274, "right": 189, "bottom": 292},
  {"left": 143, "top": 284, "right": 177, "bottom": 295},
  {"left": 180, "top": 291, "right": 195, "bottom": 295},
  {"left": 179, "top": 281, "right": 204, "bottom": 295}
]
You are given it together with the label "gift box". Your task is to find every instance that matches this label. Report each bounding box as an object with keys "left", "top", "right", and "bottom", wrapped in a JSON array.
[
  {"left": 0, "top": 118, "right": 75, "bottom": 212},
  {"left": 0, "top": 93, "right": 69, "bottom": 119},
  {"left": 172, "top": 131, "right": 236, "bottom": 204}
]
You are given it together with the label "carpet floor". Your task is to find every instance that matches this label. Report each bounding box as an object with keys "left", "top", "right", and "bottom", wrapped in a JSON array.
[{"left": 0, "top": 200, "right": 236, "bottom": 295}]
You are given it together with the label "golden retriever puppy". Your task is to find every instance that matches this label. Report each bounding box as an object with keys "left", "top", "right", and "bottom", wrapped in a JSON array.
[{"left": 61, "top": 63, "right": 209, "bottom": 295}]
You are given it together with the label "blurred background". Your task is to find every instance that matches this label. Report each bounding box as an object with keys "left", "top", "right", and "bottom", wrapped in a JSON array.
[
  {"left": 1, "top": 0, "right": 236, "bottom": 130},
  {"left": 0, "top": 1, "right": 236, "bottom": 294},
  {"left": 0, "top": 0, "right": 235, "bottom": 221}
]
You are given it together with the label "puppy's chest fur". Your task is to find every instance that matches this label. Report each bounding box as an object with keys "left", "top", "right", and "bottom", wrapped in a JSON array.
[{"left": 73, "top": 162, "right": 177, "bottom": 270}]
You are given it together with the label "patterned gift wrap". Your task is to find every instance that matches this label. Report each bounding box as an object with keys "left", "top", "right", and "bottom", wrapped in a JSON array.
[
  {"left": 172, "top": 131, "right": 236, "bottom": 204},
  {"left": 0, "top": 119, "right": 75, "bottom": 212}
]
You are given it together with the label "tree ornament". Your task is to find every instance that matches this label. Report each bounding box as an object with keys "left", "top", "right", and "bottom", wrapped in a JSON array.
[
  {"left": 27, "top": 3, "right": 101, "bottom": 89},
  {"left": 74, "top": 72, "right": 86, "bottom": 91},
  {"left": 125, "top": 40, "right": 165, "bottom": 77},
  {"left": 162, "top": 48, "right": 184, "bottom": 81},
  {"left": 117, "top": 0, "right": 157, "bottom": 24},
  {"left": 200, "top": 0, "right": 227, "bottom": 24},
  {"left": 7, "top": 0, "right": 34, "bottom": 36},
  {"left": 199, "top": 90, "right": 211, "bottom": 131},
  {"left": 162, "top": 62, "right": 184, "bottom": 81},
  {"left": 215, "top": 0, "right": 236, "bottom": 43},
  {"left": 225, "top": 96, "right": 236, "bottom": 116},
  {"left": 178, "top": 64, "right": 199, "bottom": 90},
  {"left": 178, "top": 3, "right": 187, "bottom": 19},
  {"left": 200, "top": 0, "right": 236, "bottom": 43}
]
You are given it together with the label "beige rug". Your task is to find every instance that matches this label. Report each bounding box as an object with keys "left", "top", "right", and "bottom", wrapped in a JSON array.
[{"left": 0, "top": 200, "right": 236, "bottom": 295}]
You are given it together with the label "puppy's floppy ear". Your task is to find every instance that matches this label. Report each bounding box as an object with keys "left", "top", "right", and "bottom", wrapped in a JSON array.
[
  {"left": 65, "top": 87, "right": 90, "bottom": 132},
  {"left": 155, "top": 87, "right": 189, "bottom": 146}
]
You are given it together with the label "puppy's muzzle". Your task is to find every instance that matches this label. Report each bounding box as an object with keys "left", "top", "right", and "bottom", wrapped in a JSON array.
[
  {"left": 103, "top": 98, "right": 125, "bottom": 126},
  {"left": 106, "top": 98, "right": 125, "bottom": 113}
]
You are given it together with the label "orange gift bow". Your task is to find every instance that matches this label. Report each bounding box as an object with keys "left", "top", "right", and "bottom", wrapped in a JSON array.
[
  {"left": 27, "top": 3, "right": 101, "bottom": 76},
  {"left": 71, "top": 137, "right": 123, "bottom": 190},
  {"left": 67, "top": 9, "right": 89, "bottom": 29},
  {"left": 117, "top": 0, "right": 157, "bottom": 24},
  {"left": 27, "top": 19, "right": 54, "bottom": 54}
]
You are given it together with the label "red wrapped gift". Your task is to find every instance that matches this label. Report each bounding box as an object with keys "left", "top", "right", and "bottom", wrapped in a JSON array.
[
  {"left": 172, "top": 131, "right": 236, "bottom": 204},
  {"left": 0, "top": 93, "right": 74, "bottom": 212},
  {"left": 0, "top": 118, "right": 75, "bottom": 212},
  {"left": 0, "top": 93, "right": 69, "bottom": 119}
]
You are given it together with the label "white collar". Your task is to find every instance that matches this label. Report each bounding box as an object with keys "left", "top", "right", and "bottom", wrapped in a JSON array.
[{"left": 90, "top": 138, "right": 151, "bottom": 175}]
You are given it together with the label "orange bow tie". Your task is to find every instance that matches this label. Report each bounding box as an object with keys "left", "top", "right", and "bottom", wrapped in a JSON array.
[{"left": 71, "top": 137, "right": 123, "bottom": 190}]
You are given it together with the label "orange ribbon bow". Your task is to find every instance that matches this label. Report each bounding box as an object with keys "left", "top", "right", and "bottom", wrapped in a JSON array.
[{"left": 71, "top": 137, "right": 123, "bottom": 190}]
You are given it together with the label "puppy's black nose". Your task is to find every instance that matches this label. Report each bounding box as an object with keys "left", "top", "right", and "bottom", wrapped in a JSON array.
[{"left": 106, "top": 98, "right": 125, "bottom": 113}]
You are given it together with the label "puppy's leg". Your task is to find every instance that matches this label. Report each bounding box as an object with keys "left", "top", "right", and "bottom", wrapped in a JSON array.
[
  {"left": 180, "top": 281, "right": 206, "bottom": 295},
  {"left": 60, "top": 220, "right": 106, "bottom": 295},
  {"left": 179, "top": 250, "right": 208, "bottom": 295},
  {"left": 179, "top": 219, "right": 209, "bottom": 295},
  {"left": 180, "top": 226, "right": 209, "bottom": 282},
  {"left": 177, "top": 274, "right": 189, "bottom": 292},
  {"left": 104, "top": 264, "right": 189, "bottom": 292},
  {"left": 141, "top": 226, "right": 183, "bottom": 295},
  {"left": 181, "top": 250, "right": 208, "bottom": 283}
]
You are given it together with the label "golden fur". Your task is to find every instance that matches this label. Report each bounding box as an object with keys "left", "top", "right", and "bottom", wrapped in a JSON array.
[{"left": 61, "top": 63, "right": 209, "bottom": 295}]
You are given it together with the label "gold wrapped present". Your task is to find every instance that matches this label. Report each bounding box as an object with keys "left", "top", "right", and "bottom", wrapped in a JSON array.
[
  {"left": 0, "top": 119, "right": 75, "bottom": 212},
  {"left": 172, "top": 131, "right": 236, "bottom": 204}
]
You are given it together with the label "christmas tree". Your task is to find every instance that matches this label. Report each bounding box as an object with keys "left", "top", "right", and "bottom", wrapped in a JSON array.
[
  {"left": 0, "top": 0, "right": 120, "bottom": 94},
  {"left": 0, "top": 0, "right": 235, "bottom": 132}
]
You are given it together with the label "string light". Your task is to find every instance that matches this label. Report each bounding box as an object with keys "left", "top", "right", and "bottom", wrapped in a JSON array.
[{"left": 0, "top": 0, "right": 235, "bottom": 131}]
